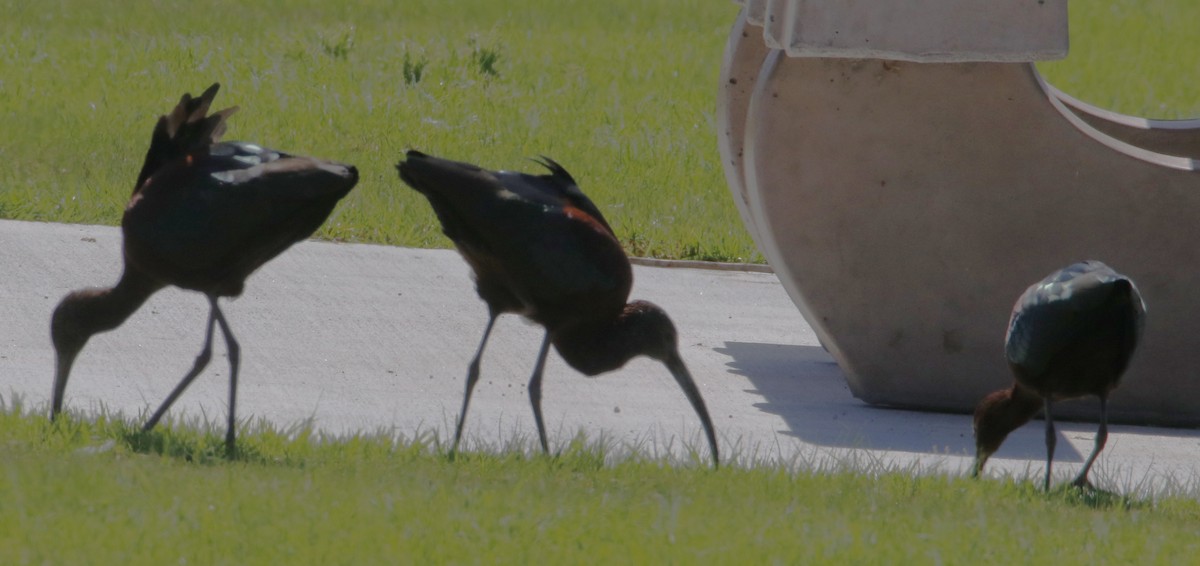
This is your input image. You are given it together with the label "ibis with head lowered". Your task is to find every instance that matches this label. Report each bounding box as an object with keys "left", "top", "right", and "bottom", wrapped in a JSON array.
[
  {"left": 396, "top": 150, "right": 719, "bottom": 466},
  {"left": 50, "top": 84, "right": 358, "bottom": 455}
]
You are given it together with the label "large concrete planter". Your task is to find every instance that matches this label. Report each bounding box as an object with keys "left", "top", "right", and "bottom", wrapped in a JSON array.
[{"left": 720, "top": 1, "right": 1200, "bottom": 424}]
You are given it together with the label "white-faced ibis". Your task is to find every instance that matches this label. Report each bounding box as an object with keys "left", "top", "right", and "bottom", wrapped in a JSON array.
[
  {"left": 973, "top": 260, "right": 1145, "bottom": 490},
  {"left": 50, "top": 83, "right": 358, "bottom": 454},
  {"left": 396, "top": 150, "right": 719, "bottom": 466}
]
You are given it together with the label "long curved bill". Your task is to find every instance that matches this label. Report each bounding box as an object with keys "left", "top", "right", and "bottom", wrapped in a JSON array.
[
  {"left": 972, "top": 450, "right": 990, "bottom": 479},
  {"left": 665, "top": 351, "right": 719, "bottom": 468},
  {"left": 51, "top": 351, "right": 77, "bottom": 419}
]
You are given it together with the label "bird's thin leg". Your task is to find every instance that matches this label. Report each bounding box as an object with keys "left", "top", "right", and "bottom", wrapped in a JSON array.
[
  {"left": 211, "top": 297, "right": 240, "bottom": 457},
  {"left": 1071, "top": 395, "right": 1108, "bottom": 489},
  {"left": 1043, "top": 397, "right": 1056, "bottom": 492},
  {"left": 527, "top": 332, "right": 553, "bottom": 455},
  {"left": 142, "top": 303, "right": 218, "bottom": 432},
  {"left": 451, "top": 313, "right": 499, "bottom": 457}
]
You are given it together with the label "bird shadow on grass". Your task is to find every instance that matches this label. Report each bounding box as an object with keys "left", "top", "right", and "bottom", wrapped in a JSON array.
[
  {"left": 106, "top": 411, "right": 264, "bottom": 465},
  {"left": 26, "top": 407, "right": 254, "bottom": 465},
  {"left": 1051, "top": 483, "right": 1151, "bottom": 511},
  {"left": 116, "top": 413, "right": 449, "bottom": 469},
  {"left": 119, "top": 426, "right": 244, "bottom": 465},
  {"left": 713, "top": 341, "right": 1087, "bottom": 462},
  {"left": 111, "top": 412, "right": 325, "bottom": 467}
]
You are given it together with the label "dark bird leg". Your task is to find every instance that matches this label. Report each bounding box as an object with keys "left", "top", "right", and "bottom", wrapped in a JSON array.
[
  {"left": 211, "top": 297, "right": 241, "bottom": 457},
  {"left": 665, "top": 352, "right": 720, "bottom": 468},
  {"left": 142, "top": 303, "right": 218, "bottom": 432},
  {"left": 1071, "top": 395, "right": 1108, "bottom": 489},
  {"left": 1043, "top": 397, "right": 1056, "bottom": 492},
  {"left": 452, "top": 313, "right": 499, "bottom": 457},
  {"left": 527, "top": 333, "right": 553, "bottom": 455}
]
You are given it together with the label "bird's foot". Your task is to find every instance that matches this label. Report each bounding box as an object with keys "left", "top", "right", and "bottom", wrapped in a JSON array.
[
  {"left": 446, "top": 437, "right": 464, "bottom": 462},
  {"left": 1069, "top": 476, "right": 1096, "bottom": 491},
  {"left": 224, "top": 433, "right": 238, "bottom": 460}
]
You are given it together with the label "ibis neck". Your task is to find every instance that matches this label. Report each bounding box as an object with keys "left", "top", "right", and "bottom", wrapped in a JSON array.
[
  {"left": 551, "top": 317, "right": 648, "bottom": 377},
  {"left": 995, "top": 384, "right": 1043, "bottom": 434},
  {"left": 89, "top": 269, "right": 161, "bottom": 332},
  {"left": 51, "top": 267, "right": 162, "bottom": 417},
  {"left": 58, "top": 268, "right": 162, "bottom": 341}
]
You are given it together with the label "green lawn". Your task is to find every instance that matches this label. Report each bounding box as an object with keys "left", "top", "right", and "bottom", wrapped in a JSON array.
[
  {"left": 0, "top": 0, "right": 753, "bottom": 261},
  {"left": 4, "top": 403, "right": 1200, "bottom": 563},
  {"left": 1037, "top": 0, "right": 1200, "bottom": 120},
  {"left": 3, "top": 1, "right": 1200, "bottom": 561},
  {"left": 1, "top": 0, "right": 1195, "bottom": 263}
]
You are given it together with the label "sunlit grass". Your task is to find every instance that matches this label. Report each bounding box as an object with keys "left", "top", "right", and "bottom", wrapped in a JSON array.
[
  {"left": 3, "top": 400, "right": 1200, "bottom": 563},
  {"left": 0, "top": 0, "right": 754, "bottom": 262},
  {"left": 1037, "top": 0, "right": 1200, "bottom": 120},
  {"left": 2, "top": 2, "right": 1198, "bottom": 558},
  {"left": 1, "top": 1, "right": 1194, "bottom": 263}
]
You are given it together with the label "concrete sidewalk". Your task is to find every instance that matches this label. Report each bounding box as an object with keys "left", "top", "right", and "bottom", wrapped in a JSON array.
[{"left": 3, "top": 219, "right": 1198, "bottom": 491}]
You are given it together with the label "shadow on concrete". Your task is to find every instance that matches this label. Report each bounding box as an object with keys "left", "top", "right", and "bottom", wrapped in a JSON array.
[{"left": 714, "top": 341, "right": 1096, "bottom": 462}]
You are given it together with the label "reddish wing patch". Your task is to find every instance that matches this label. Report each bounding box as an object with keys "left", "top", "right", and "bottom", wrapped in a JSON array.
[{"left": 562, "top": 205, "right": 614, "bottom": 238}]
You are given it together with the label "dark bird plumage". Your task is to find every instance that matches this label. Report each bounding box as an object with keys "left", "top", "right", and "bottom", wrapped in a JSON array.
[
  {"left": 50, "top": 84, "right": 358, "bottom": 454},
  {"left": 396, "top": 150, "right": 719, "bottom": 466},
  {"left": 973, "top": 260, "right": 1145, "bottom": 490}
]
